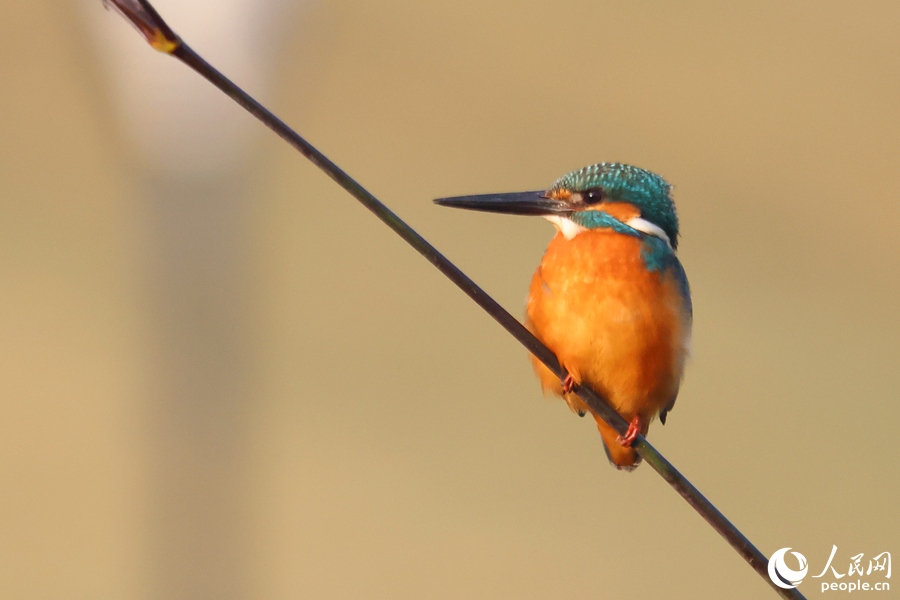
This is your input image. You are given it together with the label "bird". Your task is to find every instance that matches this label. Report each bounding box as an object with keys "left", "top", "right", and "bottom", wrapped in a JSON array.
[{"left": 434, "top": 163, "right": 692, "bottom": 470}]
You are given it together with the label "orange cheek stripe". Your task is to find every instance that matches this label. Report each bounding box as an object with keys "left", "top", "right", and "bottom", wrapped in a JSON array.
[{"left": 590, "top": 202, "right": 641, "bottom": 221}]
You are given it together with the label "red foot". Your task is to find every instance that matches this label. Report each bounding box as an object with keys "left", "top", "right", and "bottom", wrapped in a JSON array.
[
  {"left": 617, "top": 415, "right": 642, "bottom": 447},
  {"left": 561, "top": 374, "right": 577, "bottom": 394}
]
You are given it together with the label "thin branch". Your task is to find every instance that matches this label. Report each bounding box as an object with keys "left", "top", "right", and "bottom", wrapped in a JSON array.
[{"left": 101, "top": 2, "right": 807, "bottom": 598}]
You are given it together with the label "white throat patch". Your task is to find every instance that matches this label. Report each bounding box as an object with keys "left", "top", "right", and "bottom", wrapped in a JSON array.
[{"left": 542, "top": 215, "right": 586, "bottom": 240}]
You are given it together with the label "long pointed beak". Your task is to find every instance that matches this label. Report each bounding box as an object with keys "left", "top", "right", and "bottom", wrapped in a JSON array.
[{"left": 433, "top": 191, "right": 571, "bottom": 216}]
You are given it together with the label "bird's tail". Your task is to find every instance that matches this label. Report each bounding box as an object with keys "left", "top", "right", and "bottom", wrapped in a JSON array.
[{"left": 594, "top": 416, "right": 643, "bottom": 471}]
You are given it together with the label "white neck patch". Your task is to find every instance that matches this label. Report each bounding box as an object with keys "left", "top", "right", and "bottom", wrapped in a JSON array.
[{"left": 625, "top": 216, "right": 673, "bottom": 249}]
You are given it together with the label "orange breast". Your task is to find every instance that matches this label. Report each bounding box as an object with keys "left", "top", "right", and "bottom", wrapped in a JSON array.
[{"left": 526, "top": 228, "right": 691, "bottom": 463}]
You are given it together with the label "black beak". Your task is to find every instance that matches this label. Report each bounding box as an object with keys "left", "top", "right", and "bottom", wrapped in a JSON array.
[{"left": 433, "top": 190, "right": 571, "bottom": 216}]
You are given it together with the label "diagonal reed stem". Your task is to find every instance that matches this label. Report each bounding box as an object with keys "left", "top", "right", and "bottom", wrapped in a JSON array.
[{"left": 102, "top": 2, "right": 807, "bottom": 598}]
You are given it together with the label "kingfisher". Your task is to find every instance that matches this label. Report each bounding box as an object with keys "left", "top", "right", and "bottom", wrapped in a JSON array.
[{"left": 435, "top": 163, "right": 692, "bottom": 470}]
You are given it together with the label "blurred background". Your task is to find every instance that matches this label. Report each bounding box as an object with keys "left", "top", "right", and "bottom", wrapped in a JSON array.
[{"left": 1, "top": 1, "right": 898, "bottom": 598}]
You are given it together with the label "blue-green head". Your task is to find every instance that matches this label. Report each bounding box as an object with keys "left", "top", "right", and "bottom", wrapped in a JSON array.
[
  {"left": 434, "top": 162, "right": 680, "bottom": 250},
  {"left": 548, "top": 163, "right": 678, "bottom": 248}
]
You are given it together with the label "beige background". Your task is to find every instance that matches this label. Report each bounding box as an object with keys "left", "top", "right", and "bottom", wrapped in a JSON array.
[{"left": 1, "top": 1, "right": 898, "bottom": 598}]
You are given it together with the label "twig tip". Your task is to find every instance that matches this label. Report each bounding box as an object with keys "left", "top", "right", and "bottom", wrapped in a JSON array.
[{"left": 102, "top": 0, "right": 180, "bottom": 53}]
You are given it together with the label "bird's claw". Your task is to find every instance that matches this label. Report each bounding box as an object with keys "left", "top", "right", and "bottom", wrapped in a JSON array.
[
  {"left": 616, "top": 415, "right": 642, "bottom": 447},
  {"left": 561, "top": 374, "right": 577, "bottom": 394}
]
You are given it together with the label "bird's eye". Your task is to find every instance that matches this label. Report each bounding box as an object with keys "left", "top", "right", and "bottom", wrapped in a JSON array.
[{"left": 582, "top": 188, "right": 604, "bottom": 204}]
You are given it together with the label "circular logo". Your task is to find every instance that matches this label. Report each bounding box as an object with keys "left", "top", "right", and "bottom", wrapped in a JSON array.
[{"left": 768, "top": 548, "right": 809, "bottom": 589}]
